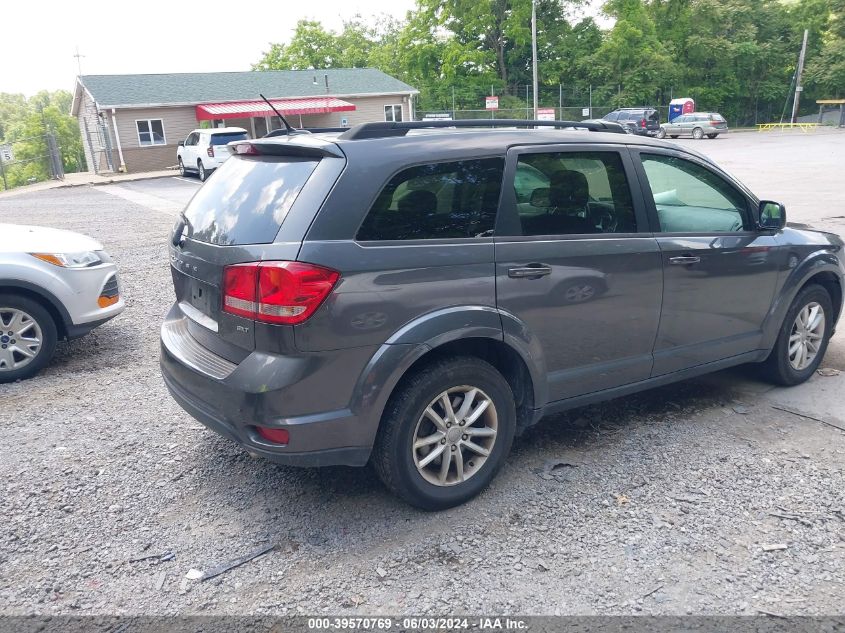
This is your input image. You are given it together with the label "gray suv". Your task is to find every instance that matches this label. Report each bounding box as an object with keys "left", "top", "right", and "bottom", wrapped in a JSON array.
[{"left": 161, "top": 120, "right": 844, "bottom": 510}]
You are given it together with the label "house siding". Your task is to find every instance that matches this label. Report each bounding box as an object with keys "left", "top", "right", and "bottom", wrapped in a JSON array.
[
  {"left": 77, "top": 90, "right": 118, "bottom": 174},
  {"left": 300, "top": 94, "right": 412, "bottom": 128},
  {"left": 114, "top": 106, "right": 199, "bottom": 172}
]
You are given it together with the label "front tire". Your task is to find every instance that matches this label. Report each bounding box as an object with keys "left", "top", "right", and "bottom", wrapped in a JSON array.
[
  {"left": 692, "top": 127, "right": 704, "bottom": 139},
  {"left": 760, "top": 284, "right": 833, "bottom": 386},
  {"left": 656, "top": 128, "right": 667, "bottom": 139},
  {"left": 178, "top": 157, "right": 185, "bottom": 176},
  {"left": 197, "top": 160, "right": 207, "bottom": 182},
  {"left": 372, "top": 356, "right": 516, "bottom": 510},
  {"left": 0, "top": 294, "right": 58, "bottom": 383}
]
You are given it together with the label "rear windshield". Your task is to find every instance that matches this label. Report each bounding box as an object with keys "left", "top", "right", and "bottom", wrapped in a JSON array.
[
  {"left": 210, "top": 132, "right": 248, "bottom": 145},
  {"left": 183, "top": 156, "right": 318, "bottom": 246}
]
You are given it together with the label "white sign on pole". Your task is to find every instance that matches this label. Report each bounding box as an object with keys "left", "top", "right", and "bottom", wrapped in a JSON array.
[
  {"left": 582, "top": 107, "right": 590, "bottom": 117},
  {"left": 0, "top": 145, "right": 12, "bottom": 162},
  {"left": 485, "top": 96, "right": 499, "bottom": 110},
  {"left": 537, "top": 108, "right": 555, "bottom": 121}
]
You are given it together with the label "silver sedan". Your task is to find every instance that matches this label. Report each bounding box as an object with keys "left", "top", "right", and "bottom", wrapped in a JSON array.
[{"left": 658, "top": 112, "right": 729, "bottom": 139}]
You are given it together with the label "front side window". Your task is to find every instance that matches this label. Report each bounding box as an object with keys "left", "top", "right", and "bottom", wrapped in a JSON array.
[
  {"left": 641, "top": 154, "right": 748, "bottom": 233},
  {"left": 137, "top": 119, "right": 166, "bottom": 146},
  {"left": 357, "top": 158, "right": 504, "bottom": 241},
  {"left": 384, "top": 105, "right": 403, "bottom": 122},
  {"left": 512, "top": 151, "right": 637, "bottom": 236}
]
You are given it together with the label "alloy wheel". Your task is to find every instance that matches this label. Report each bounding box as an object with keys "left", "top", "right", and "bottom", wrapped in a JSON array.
[
  {"left": 412, "top": 386, "right": 498, "bottom": 486},
  {"left": 0, "top": 308, "right": 43, "bottom": 372},
  {"left": 788, "top": 301, "right": 825, "bottom": 371}
]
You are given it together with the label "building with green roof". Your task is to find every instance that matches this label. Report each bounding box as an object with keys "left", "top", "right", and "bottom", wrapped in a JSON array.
[{"left": 72, "top": 69, "right": 418, "bottom": 173}]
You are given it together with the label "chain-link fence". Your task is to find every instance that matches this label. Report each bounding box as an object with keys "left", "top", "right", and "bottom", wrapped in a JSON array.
[
  {"left": 0, "top": 132, "right": 64, "bottom": 191},
  {"left": 413, "top": 83, "right": 809, "bottom": 128}
]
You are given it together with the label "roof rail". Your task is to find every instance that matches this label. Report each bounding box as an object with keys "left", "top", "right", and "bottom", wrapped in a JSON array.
[{"left": 338, "top": 119, "right": 626, "bottom": 140}]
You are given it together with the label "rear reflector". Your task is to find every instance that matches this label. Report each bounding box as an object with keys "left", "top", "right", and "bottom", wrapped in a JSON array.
[
  {"left": 222, "top": 261, "right": 340, "bottom": 325},
  {"left": 256, "top": 426, "right": 290, "bottom": 445}
]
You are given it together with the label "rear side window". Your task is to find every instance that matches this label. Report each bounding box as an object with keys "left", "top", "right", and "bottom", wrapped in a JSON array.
[
  {"left": 210, "top": 132, "right": 248, "bottom": 145},
  {"left": 183, "top": 156, "right": 318, "bottom": 245},
  {"left": 357, "top": 158, "right": 505, "bottom": 241},
  {"left": 513, "top": 151, "right": 637, "bottom": 235}
]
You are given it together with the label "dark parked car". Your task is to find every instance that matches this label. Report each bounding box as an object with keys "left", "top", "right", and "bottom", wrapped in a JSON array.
[
  {"left": 602, "top": 108, "right": 661, "bottom": 136},
  {"left": 161, "top": 119, "right": 844, "bottom": 510}
]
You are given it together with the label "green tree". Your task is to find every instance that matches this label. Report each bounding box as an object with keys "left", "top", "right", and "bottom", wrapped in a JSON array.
[{"left": 0, "top": 90, "right": 83, "bottom": 189}]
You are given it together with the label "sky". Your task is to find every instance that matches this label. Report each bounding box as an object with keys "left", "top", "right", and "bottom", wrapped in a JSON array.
[{"left": 2, "top": 0, "right": 418, "bottom": 96}]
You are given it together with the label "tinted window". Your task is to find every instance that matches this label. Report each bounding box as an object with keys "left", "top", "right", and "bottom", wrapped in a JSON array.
[
  {"left": 641, "top": 154, "right": 748, "bottom": 233},
  {"left": 512, "top": 151, "right": 636, "bottom": 235},
  {"left": 183, "top": 156, "right": 318, "bottom": 245},
  {"left": 210, "top": 132, "right": 248, "bottom": 145},
  {"left": 603, "top": 112, "right": 619, "bottom": 121},
  {"left": 357, "top": 159, "right": 504, "bottom": 241}
]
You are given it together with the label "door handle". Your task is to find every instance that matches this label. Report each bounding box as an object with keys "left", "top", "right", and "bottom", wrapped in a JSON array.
[
  {"left": 668, "top": 255, "right": 701, "bottom": 265},
  {"left": 508, "top": 265, "right": 552, "bottom": 279}
]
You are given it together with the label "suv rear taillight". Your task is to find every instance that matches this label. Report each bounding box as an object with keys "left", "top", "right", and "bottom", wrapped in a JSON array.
[
  {"left": 207, "top": 146, "right": 215, "bottom": 158},
  {"left": 640, "top": 118, "right": 647, "bottom": 128},
  {"left": 222, "top": 262, "right": 340, "bottom": 325}
]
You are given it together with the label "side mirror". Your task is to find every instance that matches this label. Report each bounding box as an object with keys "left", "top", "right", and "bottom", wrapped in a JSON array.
[
  {"left": 178, "top": 141, "right": 185, "bottom": 147},
  {"left": 758, "top": 200, "right": 786, "bottom": 230}
]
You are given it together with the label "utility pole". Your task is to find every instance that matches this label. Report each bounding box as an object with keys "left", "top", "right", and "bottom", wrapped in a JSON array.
[
  {"left": 531, "top": 0, "right": 539, "bottom": 119},
  {"left": 791, "top": 29, "right": 809, "bottom": 123}
]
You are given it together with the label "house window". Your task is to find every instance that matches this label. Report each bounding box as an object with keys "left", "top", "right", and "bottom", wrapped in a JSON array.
[
  {"left": 384, "top": 105, "right": 403, "bottom": 122},
  {"left": 136, "top": 119, "right": 166, "bottom": 146}
]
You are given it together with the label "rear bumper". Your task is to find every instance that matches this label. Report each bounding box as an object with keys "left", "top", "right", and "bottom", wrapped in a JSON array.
[{"left": 159, "top": 307, "right": 375, "bottom": 467}]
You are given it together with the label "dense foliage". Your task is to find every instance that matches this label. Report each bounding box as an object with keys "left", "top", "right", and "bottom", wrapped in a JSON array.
[
  {"left": 0, "top": 90, "right": 83, "bottom": 189},
  {"left": 254, "top": 0, "right": 845, "bottom": 125}
]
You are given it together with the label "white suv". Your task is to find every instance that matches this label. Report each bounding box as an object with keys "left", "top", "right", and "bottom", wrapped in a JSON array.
[
  {"left": 1, "top": 224, "right": 124, "bottom": 382},
  {"left": 177, "top": 127, "right": 248, "bottom": 181}
]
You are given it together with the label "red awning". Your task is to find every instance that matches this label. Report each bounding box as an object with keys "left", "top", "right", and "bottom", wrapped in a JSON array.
[{"left": 196, "top": 97, "right": 356, "bottom": 120}]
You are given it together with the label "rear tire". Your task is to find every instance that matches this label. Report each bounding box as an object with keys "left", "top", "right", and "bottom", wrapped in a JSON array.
[
  {"left": 197, "top": 160, "right": 207, "bottom": 182},
  {"left": 760, "top": 284, "right": 833, "bottom": 386},
  {"left": 0, "top": 294, "right": 58, "bottom": 384},
  {"left": 372, "top": 356, "right": 516, "bottom": 510},
  {"left": 669, "top": 135, "right": 679, "bottom": 139},
  {"left": 707, "top": 133, "right": 718, "bottom": 139},
  {"left": 656, "top": 128, "right": 667, "bottom": 139},
  {"left": 692, "top": 127, "right": 704, "bottom": 139}
]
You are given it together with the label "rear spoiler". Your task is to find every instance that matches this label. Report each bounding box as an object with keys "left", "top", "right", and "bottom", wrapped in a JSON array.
[{"left": 228, "top": 139, "right": 343, "bottom": 159}]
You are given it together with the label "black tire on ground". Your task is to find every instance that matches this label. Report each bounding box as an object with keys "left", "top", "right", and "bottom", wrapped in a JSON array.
[
  {"left": 372, "top": 356, "right": 516, "bottom": 511},
  {"left": 760, "top": 284, "right": 833, "bottom": 386},
  {"left": 692, "top": 127, "right": 704, "bottom": 139},
  {"left": 178, "top": 157, "right": 185, "bottom": 176},
  {"left": 669, "top": 135, "right": 679, "bottom": 139},
  {"left": 0, "top": 294, "right": 58, "bottom": 384},
  {"left": 198, "top": 160, "right": 207, "bottom": 182},
  {"left": 707, "top": 133, "right": 718, "bottom": 139}
]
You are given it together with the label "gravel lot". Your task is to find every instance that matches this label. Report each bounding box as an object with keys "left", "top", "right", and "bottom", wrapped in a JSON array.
[{"left": 1, "top": 131, "right": 844, "bottom": 616}]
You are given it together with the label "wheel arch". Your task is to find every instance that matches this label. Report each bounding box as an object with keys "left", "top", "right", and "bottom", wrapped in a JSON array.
[
  {"left": 352, "top": 306, "right": 546, "bottom": 451},
  {"left": 0, "top": 281, "right": 69, "bottom": 339},
  {"left": 762, "top": 254, "right": 844, "bottom": 349}
]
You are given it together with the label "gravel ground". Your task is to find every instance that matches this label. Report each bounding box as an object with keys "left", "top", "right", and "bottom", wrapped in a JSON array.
[{"left": 1, "top": 132, "right": 844, "bottom": 616}]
